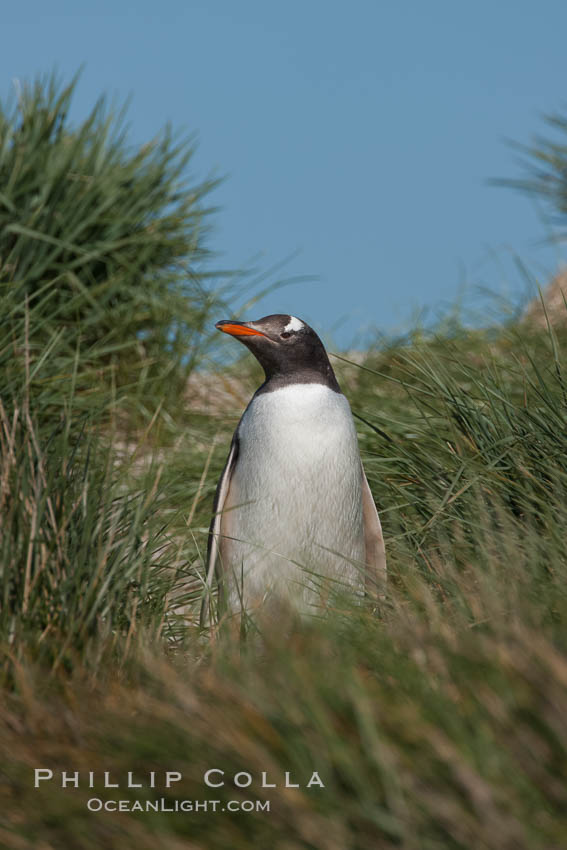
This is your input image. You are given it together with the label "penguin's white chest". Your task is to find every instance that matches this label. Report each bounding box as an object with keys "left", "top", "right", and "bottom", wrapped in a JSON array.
[{"left": 226, "top": 383, "right": 365, "bottom": 611}]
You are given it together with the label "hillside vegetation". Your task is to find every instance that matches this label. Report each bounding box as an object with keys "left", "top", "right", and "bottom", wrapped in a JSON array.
[{"left": 2, "top": 76, "right": 567, "bottom": 850}]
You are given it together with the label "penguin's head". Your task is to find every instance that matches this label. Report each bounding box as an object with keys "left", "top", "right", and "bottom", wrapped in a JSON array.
[{"left": 216, "top": 314, "right": 339, "bottom": 388}]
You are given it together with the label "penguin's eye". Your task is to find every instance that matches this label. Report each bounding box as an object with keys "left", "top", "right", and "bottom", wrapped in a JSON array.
[{"left": 280, "top": 331, "right": 292, "bottom": 339}]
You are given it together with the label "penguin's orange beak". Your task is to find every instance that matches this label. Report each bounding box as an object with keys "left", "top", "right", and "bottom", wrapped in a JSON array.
[{"left": 215, "top": 321, "right": 266, "bottom": 338}]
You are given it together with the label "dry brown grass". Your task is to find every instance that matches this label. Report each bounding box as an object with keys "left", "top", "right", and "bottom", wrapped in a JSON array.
[{"left": 522, "top": 267, "right": 567, "bottom": 329}]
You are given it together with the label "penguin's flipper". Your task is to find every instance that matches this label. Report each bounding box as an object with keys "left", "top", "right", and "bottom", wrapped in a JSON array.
[
  {"left": 361, "top": 466, "right": 387, "bottom": 598},
  {"left": 199, "top": 433, "right": 240, "bottom": 627}
]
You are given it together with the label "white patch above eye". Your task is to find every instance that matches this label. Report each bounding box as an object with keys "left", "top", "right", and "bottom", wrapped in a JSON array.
[{"left": 284, "top": 316, "right": 304, "bottom": 333}]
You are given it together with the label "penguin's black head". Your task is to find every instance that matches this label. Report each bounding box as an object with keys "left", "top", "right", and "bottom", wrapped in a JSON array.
[{"left": 216, "top": 314, "right": 341, "bottom": 392}]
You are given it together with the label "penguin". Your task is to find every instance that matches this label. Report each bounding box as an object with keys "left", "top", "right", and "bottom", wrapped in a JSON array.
[{"left": 199, "top": 314, "right": 386, "bottom": 626}]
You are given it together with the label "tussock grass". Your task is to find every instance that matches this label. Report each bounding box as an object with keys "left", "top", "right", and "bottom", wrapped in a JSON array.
[
  {"left": 4, "top": 311, "right": 567, "bottom": 849},
  {"left": 2, "top": 72, "right": 567, "bottom": 850},
  {"left": 0, "top": 72, "right": 225, "bottom": 416}
]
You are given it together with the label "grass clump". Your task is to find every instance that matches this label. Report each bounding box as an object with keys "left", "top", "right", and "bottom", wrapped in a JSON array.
[
  {"left": 0, "top": 73, "right": 224, "bottom": 670},
  {"left": 1, "top": 72, "right": 223, "bottom": 413}
]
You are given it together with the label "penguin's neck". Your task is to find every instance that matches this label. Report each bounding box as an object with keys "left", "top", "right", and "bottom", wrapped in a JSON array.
[{"left": 255, "top": 363, "right": 341, "bottom": 397}]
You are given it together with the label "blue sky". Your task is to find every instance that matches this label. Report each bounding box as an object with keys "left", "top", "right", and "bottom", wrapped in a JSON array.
[{"left": 3, "top": 1, "right": 567, "bottom": 344}]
